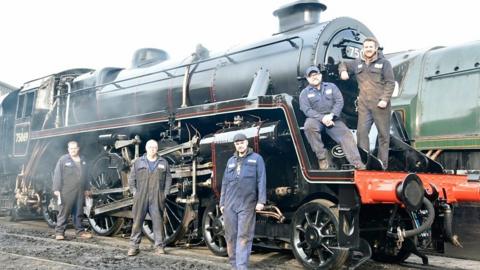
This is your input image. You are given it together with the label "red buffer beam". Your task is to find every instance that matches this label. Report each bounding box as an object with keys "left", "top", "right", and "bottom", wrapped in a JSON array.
[{"left": 354, "top": 171, "right": 480, "bottom": 204}]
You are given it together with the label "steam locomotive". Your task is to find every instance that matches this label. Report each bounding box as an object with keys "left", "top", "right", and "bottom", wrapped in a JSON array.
[{"left": 1, "top": 1, "right": 479, "bottom": 269}]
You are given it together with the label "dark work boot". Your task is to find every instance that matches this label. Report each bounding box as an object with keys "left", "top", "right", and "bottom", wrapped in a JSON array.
[
  {"left": 354, "top": 162, "right": 367, "bottom": 170},
  {"left": 155, "top": 247, "right": 166, "bottom": 255},
  {"left": 128, "top": 248, "right": 139, "bottom": 256},
  {"left": 78, "top": 231, "right": 93, "bottom": 239}
]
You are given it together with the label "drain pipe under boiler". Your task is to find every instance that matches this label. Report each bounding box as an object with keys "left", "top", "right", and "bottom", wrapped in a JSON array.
[
  {"left": 387, "top": 197, "right": 435, "bottom": 239},
  {"left": 64, "top": 82, "right": 71, "bottom": 127}
]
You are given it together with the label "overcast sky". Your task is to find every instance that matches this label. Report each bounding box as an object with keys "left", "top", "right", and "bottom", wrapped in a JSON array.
[{"left": 1, "top": 0, "right": 477, "bottom": 87}]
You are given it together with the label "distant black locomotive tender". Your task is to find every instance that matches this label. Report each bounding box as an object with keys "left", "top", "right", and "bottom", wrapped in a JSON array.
[{"left": 1, "top": 1, "right": 479, "bottom": 269}]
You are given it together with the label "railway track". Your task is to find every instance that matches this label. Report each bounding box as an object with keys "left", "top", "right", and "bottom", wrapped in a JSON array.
[
  {"left": 0, "top": 217, "right": 478, "bottom": 270},
  {"left": 0, "top": 250, "right": 94, "bottom": 270},
  {"left": 0, "top": 219, "right": 230, "bottom": 270}
]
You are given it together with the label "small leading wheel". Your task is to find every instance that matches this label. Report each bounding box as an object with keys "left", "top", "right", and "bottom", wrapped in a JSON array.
[
  {"left": 8, "top": 207, "right": 18, "bottom": 222},
  {"left": 42, "top": 195, "right": 58, "bottom": 228},
  {"left": 291, "top": 199, "right": 349, "bottom": 270},
  {"left": 141, "top": 196, "right": 188, "bottom": 245},
  {"left": 369, "top": 208, "right": 415, "bottom": 263},
  {"left": 202, "top": 202, "right": 227, "bottom": 256}
]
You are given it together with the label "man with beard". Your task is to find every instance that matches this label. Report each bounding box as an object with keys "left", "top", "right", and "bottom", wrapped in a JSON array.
[
  {"left": 53, "top": 141, "right": 93, "bottom": 240},
  {"left": 300, "top": 65, "right": 365, "bottom": 170},
  {"left": 220, "top": 133, "right": 267, "bottom": 270},
  {"left": 339, "top": 37, "right": 395, "bottom": 170}
]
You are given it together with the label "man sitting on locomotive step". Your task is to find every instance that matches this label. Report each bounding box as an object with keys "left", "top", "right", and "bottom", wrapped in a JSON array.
[{"left": 299, "top": 65, "right": 366, "bottom": 170}]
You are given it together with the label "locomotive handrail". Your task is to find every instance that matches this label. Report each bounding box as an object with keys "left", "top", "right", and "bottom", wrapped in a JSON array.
[
  {"left": 52, "top": 36, "right": 305, "bottom": 99},
  {"left": 424, "top": 66, "right": 480, "bottom": 80}
]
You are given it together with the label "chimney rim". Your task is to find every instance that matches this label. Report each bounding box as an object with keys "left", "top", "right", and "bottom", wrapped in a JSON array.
[{"left": 273, "top": 0, "right": 327, "bottom": 17}]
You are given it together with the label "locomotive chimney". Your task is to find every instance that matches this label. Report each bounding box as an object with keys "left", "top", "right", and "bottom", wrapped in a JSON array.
[{"left": 273, "top": 0, "right": 326, "bottom": 33}]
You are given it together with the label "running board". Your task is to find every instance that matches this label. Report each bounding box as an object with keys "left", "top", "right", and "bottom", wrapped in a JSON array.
[{"left": 92, "top": 197, "right": 133, "bottom": 216}]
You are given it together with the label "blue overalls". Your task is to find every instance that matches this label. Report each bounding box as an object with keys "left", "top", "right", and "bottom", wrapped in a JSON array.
[
  {"left": 220, "top": 148, "right": 267, "bottom": 270},
  {"left": 299, "top": 82, "right": 363, "bottom": 167},
  {"left": 52, "top": 154, "right": 89, "bottom": 236}
]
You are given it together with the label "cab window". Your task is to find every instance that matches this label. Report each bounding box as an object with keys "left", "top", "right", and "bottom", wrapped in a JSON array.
[
  {"left": 16, "top": 91, "right": 36, "bottom": 119},
  {"left": 16, "top": 95, "right": 24, "bottom": 119}
]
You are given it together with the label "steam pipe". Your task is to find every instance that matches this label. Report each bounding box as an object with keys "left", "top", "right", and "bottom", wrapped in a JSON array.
[
  {"left": 255, "top": 211, "right": 284, "bottom": 222},
  {"left": 256, "top": 205, "right": 285, "bottom": 223},
  {"left": 64, "top": 82, "right": 71, "bottom": 127},
  {"left": 55, "top": 92, "right": 62, "bottom": 128},
  {"left": 181, "top": 64, "right": 191, "bottom": 108},
  {"left": 181, "top": 49, "right": 203, "bottom": 108},
  {"left": 134, "top": 135, "right": 140, "bottom": 159},
  {"left": 387, "top": 197, "right": 435, "bottom": 239},
  {"left": 441, "top": 203, "right": 463, "bottom": 247},
  {"left": 192, "top": 158, "right": 197, "bottom": 197}
]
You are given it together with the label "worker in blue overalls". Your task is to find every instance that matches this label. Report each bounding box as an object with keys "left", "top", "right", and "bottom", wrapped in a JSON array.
[
  {"left": 300, "top": 65, "right": 366, "bottom": 170},
  {"left": 220, "top": 133, "right": 267, "bottom": 270},
  {"left": 53, "top": 140, "right": 93, "bottom": 240},
  {"left": 127, "top": 139, "right": 172, "bottom": 256}
]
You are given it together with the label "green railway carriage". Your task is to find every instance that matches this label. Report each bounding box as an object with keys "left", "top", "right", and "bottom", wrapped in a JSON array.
[
  {"left": 390, "top": 41, "right": 480, "bottom": 260},
  {"left": 390, "top": 41, "right": 480, "bottom": 172}
]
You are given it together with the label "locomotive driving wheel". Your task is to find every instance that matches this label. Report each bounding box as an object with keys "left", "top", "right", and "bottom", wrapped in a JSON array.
[
  {"left": 87, "top": 152, "right": 125, "bottom": 236},
  {"left": 202, "top": 202, "right": 227, "bottom": 256},
  {"left": 291, "top": 199, "right": 348, "bottom": 270},
  {"left": 141, "top": 195, "right": 191, "bottom": 245},
  {"left": 141, "top": 149, "right": 195, "bottom": 245}
]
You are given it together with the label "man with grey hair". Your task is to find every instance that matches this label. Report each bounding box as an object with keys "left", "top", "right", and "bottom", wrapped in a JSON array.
[
  {"left": 128, "top": 139, "right": 172, "bottom": 256},
  {"left": 53, "top": 140, "right": 93, "bottom": 240},
  {"left": 339, "top": 37, "right": 395, "bottom": 169}
]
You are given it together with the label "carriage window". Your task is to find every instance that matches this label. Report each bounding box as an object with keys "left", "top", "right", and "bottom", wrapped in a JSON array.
[{"left": 16, "top": 94, "right": 25, "bottom": 119}]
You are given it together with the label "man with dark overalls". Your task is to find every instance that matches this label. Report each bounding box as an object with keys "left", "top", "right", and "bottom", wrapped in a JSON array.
[
  {"left": 339, "top": 37, "right": 395, "bottom": 169},
  {"left": 220, "top": 133, "right": 267, "bottom": 270},
  {"left": 128, "top": 139, "right": 172, "bottom": 256},
  {"left": 300, "top": 66, "right": 365, "bottom": 170},
  {"left": 53, "top": 141, "right": 93, "bottom": 240}
]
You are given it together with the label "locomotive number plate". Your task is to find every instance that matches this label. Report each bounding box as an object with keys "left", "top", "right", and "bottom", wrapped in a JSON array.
[{"left": 345, "top": 46, "right": 361, "bottom": 59}]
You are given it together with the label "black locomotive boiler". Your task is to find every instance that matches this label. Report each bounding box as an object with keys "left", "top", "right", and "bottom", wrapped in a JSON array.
[{"left": 1, "top": 1, "right": 479, "bottom": 269}]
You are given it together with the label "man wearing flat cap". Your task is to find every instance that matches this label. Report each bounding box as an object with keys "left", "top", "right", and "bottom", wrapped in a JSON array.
[
  {"left": 300, "top": 65, "right": 365, "bottom": 170},
  {"left": 220, "top": 133, "right": 266, "bottom": 270}
]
